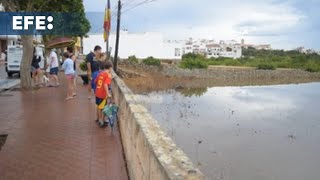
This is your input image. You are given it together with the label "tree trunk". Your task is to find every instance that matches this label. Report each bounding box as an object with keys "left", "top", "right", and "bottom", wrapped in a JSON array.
[{"left": 20, "top": 35, "right": 34, "bottom": 90}]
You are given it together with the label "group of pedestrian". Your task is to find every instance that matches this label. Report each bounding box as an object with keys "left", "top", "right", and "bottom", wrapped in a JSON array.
[
  {"left": 31, "top": 47, "right": 60, "bottom": 87},
  {"left": 31, "top": 45, "right": 113, "bottom": 127},
  {"left": 30, "top": 46, "right": 78, "bottom": 101},
  {"left": 86, "top": 45, "right": 113, "bottom": 128}
]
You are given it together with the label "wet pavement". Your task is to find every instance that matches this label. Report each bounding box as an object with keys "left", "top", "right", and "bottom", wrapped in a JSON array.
[{"left": 0, "top": 77, "right": 128, "bottom": 180}]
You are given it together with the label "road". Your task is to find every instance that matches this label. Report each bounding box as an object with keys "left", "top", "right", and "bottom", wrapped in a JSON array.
[
  {"left": 0, "top": 61, "right": 7, "bottom": 79},
  {"left": 0, "top": 61, "right": 20, "bottom": 90}
]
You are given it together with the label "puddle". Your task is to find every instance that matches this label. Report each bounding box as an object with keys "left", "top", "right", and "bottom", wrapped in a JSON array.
[
  {"left": 0, "top": 134, "right": 8, "bottom": 151},
  {"left": 137, "top": 82, "right": 320, "bottom": 180}
]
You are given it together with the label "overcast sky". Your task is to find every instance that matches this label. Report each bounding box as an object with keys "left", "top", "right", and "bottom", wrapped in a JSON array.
[{"left": 83, "top": 0, "right": 320, "bottom": 50}]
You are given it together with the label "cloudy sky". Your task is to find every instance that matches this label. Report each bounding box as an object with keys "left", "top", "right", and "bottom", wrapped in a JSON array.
[{"left": 84, "top": 0, "right": 320, "bottom": 50}]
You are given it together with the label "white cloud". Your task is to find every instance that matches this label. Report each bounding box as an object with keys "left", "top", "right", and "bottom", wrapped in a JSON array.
[
  {"left": 84, "top": 0, "right": 310, "bottom": 49},
  {"left": 123, "top": 0, "right": 304, "bottom": 47}
]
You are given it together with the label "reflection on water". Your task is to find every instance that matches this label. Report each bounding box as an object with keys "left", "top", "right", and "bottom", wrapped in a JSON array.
[
  {"left": 176, "top": 87, "right": 208, "bottom": 97},
  {"left": 136, "top": 83, "right": 320, "bottom": 180}
]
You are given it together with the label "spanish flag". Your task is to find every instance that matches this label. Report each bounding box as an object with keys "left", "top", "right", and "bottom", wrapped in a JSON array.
[{"left": 103, "top": 0, "right": 111, "bottom": 42}]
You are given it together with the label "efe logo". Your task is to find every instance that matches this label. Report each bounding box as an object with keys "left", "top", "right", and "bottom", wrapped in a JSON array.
[{"left": 12, "top": 16, "right": 53, "bottom": 30}]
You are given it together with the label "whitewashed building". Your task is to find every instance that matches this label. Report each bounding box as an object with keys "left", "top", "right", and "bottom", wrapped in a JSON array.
[
  {"left": 182, "top": 39, "right": 242, "bottom": 59},
  {"left": 83, "top": 31, "right": 244, "bottom": 60},
  {"left": 83, "top": 31, "right": 183, "bottom": 60}
]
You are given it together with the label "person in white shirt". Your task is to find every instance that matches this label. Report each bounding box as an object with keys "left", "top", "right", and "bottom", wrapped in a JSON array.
[
  {"left": 62, "top": 53, "right": 76, "bottom": 100},
  {"left": 48, "top": 49, "right": 60, "bottom": 87}
]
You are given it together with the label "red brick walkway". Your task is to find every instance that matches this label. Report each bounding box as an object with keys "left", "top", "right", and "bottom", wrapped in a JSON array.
[{"left": 0, "top": 78, "right": 128, "bottom": 180}]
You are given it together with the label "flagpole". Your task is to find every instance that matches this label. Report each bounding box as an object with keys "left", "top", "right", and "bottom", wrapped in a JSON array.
[{"left": 106, "top": 37, "right": 109, "bottom": 61}]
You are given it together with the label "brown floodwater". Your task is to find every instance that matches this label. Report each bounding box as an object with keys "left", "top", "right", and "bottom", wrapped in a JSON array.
[{"left": 136, "top": 83, "right": 320, "bottom": 180}]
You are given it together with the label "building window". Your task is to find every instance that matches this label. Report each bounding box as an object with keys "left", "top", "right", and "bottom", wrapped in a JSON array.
[{"left": 175, "top": 48, "right": 181, "bottom": 57}]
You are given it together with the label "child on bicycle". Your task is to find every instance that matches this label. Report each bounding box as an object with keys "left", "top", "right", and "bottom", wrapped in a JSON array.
[{"left": 94, "top": 61, "right": 113, "bottom": 128}]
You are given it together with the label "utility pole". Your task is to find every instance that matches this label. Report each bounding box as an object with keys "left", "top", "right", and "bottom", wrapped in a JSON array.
[{"left": 113, "top": 0, "right": 121, "bottom": 72}]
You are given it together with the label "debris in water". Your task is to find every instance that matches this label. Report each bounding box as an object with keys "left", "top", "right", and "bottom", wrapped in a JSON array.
[
  {"left": 288, "top": 134, "right": 296, "bottom": 140},
  {"left": 188, "top": 169, "right": 198, "bottom": 174},
  {"left": 210, "top": 151, "right": 217, "bottom": 154}
]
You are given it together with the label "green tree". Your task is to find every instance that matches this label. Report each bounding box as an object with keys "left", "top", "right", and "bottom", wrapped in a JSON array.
[{"left": 0, "top": 0, "right": 90, "bottom": 90}]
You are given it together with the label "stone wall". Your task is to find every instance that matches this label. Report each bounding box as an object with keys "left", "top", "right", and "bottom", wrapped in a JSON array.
[{"left": 112, "top": 73, "right": 204, "bottom": 180}]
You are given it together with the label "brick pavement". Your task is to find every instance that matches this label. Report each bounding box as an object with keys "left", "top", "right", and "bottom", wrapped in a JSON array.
[{"left": 0, "top": 77, "right": 128, "bottom": 180}]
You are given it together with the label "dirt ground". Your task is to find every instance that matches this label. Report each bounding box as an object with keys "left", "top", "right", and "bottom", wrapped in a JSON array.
[{"left": 118, "top": 62, "right": 320, "bottom": 94}]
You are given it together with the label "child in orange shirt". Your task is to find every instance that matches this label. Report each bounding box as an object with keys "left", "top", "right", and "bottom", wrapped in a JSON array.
[{"left": 94, "top": 61, "right": 112, "bottom": 127}]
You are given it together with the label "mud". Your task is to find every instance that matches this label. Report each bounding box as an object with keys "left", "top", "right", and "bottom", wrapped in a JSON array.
[{"left": 118, "top": 62, "right": 320, "bottom": 93}]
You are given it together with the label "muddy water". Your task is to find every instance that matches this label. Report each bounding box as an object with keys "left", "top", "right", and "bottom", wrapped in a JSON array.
[{"left": 136, "top": 83, "right": 320, "bottom": 180}]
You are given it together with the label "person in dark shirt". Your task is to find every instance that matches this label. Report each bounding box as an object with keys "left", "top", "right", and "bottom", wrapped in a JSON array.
[
  {"left": 86, "top": 45, "right": 102, "bottom": 99},
  {"left": 31, "top": 48, "right": 41, "bottom": 86}
]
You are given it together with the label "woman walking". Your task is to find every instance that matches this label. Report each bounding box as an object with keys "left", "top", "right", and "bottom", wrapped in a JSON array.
[{"left": 62, "top": 53, "right": 76, "bottom": 100}]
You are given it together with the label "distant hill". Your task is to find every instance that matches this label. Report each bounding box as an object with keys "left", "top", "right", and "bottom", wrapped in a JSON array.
[{"left": 86, "top": 12, "right": 105, "bottom": 34}]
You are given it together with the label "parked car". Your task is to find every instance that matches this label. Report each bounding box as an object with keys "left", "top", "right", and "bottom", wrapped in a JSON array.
[{"left": 6, "top": 45, "right": 45, "bottom": 77}]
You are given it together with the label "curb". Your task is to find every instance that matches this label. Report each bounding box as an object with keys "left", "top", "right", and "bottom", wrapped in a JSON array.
[{"left": 0, "top": 79, "right": 20, "bottom": 91}]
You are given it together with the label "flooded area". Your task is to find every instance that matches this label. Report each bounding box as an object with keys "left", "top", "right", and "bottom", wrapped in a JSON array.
[{"left": 136, "top": 83, "right": 320, "bottom": 180}]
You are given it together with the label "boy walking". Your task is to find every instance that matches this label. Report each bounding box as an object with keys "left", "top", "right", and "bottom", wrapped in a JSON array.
[{"left": 94, "top": 61, "right": 113, "bottom": 127}]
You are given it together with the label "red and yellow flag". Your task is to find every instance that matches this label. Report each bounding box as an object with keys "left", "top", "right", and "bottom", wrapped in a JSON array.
[{"left": 103, "top": 0, "right": 111, "bottom": 42}]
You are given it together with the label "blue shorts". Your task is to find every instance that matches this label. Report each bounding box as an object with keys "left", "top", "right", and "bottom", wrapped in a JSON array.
[
  {"left": 50, "top": 67, "right": 59, "bottom": 75},
  {"left": 91, "top": 71, "right": 100, "bottom": 90}
]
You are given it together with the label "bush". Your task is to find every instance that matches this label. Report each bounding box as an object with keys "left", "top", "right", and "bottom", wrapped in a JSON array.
[
  {"left": 79, "top": 61, "right": 88, "bottom": 71},
  {"left": 224, "top": 59, "right": 242, "bottom": 66},
  {"left": 179, "top": 58, "right": 208, "bottom": 69},
  {"left": 142, "top": 56, "right": 161, "bottom": 66},
  {"left": 180, "top": 53, "right": 208, "bottom": 69},
  {"left": 305, "top": 62, "right": 320, "bottom": 72},
  {"left": 276, "top": 61, "right": 291, "bottom": 68},
  {"left": 257, "top": 63, "right": 276, "bottom": 70},
  {"left": 182, "top": 53, "right": 205, "bottom": 60},
  {"left": 128, "top": 55, "right": 139, "bottom": 64},
  {"left": 207, "top": 60, "right": 223, "bottom": 66}
]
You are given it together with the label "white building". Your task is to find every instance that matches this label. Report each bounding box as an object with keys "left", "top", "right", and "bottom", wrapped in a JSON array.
[
  {"left": 241, "top": 39, "right": 271, "bottom": 50},
  {"left": 83, "top": 31, "right": 183, "bottom": 60},
  {"left": 206, "top": 42, "right": 242, "bottom": 59},
  {"left": 182, "top": 39, "right": 242, "bottom": 59},
  {"left": 83, "top": 31, "right": 245, "bottom": 60},
  {"left": 0, "top": 35, "right": 21, "bottom": 57}
]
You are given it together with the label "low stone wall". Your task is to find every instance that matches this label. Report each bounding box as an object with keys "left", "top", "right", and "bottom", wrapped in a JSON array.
[{"left": 112, "top": 73, "right": 204, "bottom": 180}]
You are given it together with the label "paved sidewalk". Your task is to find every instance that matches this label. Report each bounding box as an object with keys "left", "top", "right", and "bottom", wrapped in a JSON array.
[{"left": 0, "top": 78, "right": 128, "bottom": 180}]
